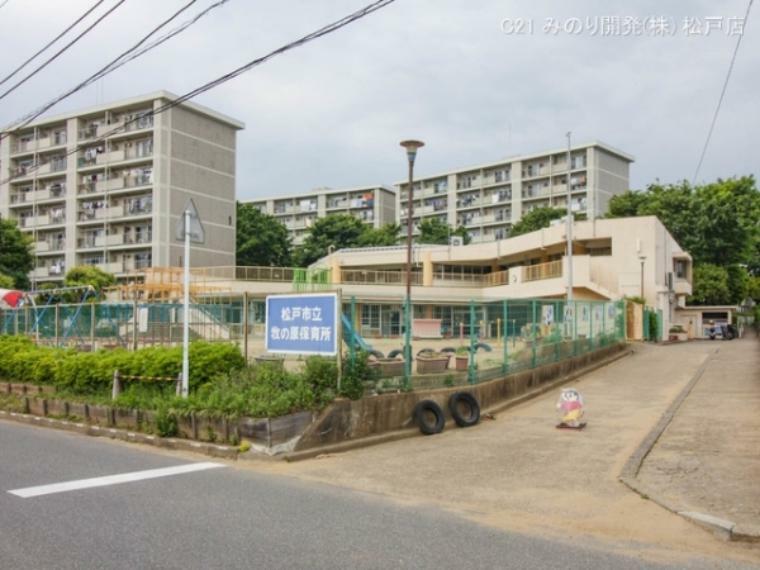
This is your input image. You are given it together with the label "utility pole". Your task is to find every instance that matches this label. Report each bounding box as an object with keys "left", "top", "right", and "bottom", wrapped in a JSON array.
[
  {"left": 182, "top": 208, "right": 190, "bottom": 398},
  {"left": 566, "top": 131, "right": 573, "bottom": 302}
]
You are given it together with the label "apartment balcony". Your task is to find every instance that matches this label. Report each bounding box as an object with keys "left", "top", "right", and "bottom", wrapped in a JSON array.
[
  {"left": 95, "top": 262, "right": 124, "bottom": 274},
  {"left": 673, "top": 277, "right": 691, "bottom": 296},
  {"left": 521, "top": 187, "right": 552, "bottom": 200},
  {"left": 123, "top": 204, "right": 152, "bottom": 218},
  {"left": 33, "top": 265, "right": 66, "bottom": 278},
  {"left": 326, "top": 201, "right": 349, "bottom": 210},
  {"left": 78, "top": 125, "right": 100, "bottom": 141},
  {"left": 23, "top": 214, "right": 65, "bottom": 228},
  {"left": 97, "top": 205, "right": 124, "bottom": 219},
  {"left": 35, "top": 239, "right": 66, "bottom": 253},
  {"left": 35, "top": 161, "right": 67, "bottom": 176},
  {"left": 96, "top": 149, "right": 125, "bottom": 164}
]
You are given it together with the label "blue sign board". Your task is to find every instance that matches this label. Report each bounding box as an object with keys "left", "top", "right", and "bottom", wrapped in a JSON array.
[{"left": 265, "top": 293, "right": 338, "bottom": 356}]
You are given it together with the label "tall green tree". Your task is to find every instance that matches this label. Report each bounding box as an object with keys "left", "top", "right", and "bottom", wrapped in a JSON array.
[
  {"left": 236, "top": 202, "right": 292, "bottom": 267},
  {"left": 359, "top": 223, "right": 401, "bottom": 247},
  {"left": 0, "top": 216, "right": 34, "bottom": 289},
  {"left": 293, "top": 214, "right": 368, "bottom": 267},
  {"left": 0, "top": 273, "right": 14, "bottom": 289},
  {"left": 509, "top": 207, "right": 566, "bottom": 237},
  {"left": 64, "top": 265, "right": 116, "bottom": 301},
  {"left": 418, "top": 217, "right": 470, "bottom": 245},
  {"left": 688, "top": 263, "right": 731, "bottom": 305},
  {"left": 607, "top": 177, "right": 760, "bottom": 268}
]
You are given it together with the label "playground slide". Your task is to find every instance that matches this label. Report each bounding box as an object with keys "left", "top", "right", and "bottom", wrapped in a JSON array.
[{"left": 341, "top": 314, "right": 373, "bottom": 352}]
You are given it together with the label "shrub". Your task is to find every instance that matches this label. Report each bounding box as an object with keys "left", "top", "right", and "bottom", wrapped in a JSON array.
[{"left": 341, "top": 351, "right": 377, "bottom": 400}]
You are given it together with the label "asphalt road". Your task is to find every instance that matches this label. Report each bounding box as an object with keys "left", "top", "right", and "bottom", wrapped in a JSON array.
[{"left": 0, "top": 420, "right": 755, "bottom": 570}]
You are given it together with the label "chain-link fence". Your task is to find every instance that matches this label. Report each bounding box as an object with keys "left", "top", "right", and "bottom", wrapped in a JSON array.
[{"left": 1, "top": 296, "right": 626, "bottom": 390}]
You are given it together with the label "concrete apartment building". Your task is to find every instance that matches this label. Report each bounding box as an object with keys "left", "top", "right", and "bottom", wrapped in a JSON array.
[
  {"left": 396, "top": 141, "right": 633, "bottom": 243},
  {"left": 245, "top": 185, "right": 396, "bottom": 245},
  {"left": 0, "top": 91, "right": 243, "bottom": 285}
]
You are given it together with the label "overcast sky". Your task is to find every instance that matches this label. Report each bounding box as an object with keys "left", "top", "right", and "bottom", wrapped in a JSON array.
[{"left": 0, "top": 0, "right": 757, "bottom": 199}]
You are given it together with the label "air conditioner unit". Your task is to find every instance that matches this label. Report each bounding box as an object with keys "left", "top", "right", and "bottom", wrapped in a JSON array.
[{"left": 450, "top": 236, "right": 464, "bottom": 247}]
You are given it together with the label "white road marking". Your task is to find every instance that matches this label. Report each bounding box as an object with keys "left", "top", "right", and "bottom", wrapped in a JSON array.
[{"left": 7, "top": 462, "right": 225, "bottom": 498}]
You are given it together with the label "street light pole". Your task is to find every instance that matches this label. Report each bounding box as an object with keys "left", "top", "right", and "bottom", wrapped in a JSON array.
[
  {"left": 400, "top": 140, "right": 424, "bottom": 388},
  {"left": 565, "top": 132, "right": 573, "bottom": 303},
  {"left": 639, "top": 255, "right": 646, "bottom": 301}
]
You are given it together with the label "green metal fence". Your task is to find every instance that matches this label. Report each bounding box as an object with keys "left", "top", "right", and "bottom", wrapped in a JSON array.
[{"left": 2, "top": 296, "right": 627, "bottom": 392}]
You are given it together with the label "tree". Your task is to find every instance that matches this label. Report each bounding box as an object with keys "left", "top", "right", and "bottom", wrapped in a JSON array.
[
  {"left": 606, "top": 177, "right": 760, "bottom": 268},
  {"left": 689, "top": 264, "right": 731, "bottom": 305},
  {"left": 0, "top": 216, "right": 34, "bottom": 289},
  {"left": 607, "top": 190, "right": 650, "bottom": 217},
  {"left": 509, "top": 207, "right": 566, "bottom": 237},
  {"left": 747, "top": 275, "right": 760, "bottom": 303},
  {"left": 418, "top": 217, "right": 470, "bottom": 245},
  {"left": 293, "top": 214, "right": 368, "bottom": 267},
  {"left": 358, "top": 223, "right": 401, "bottom": 247},
  {"left": 726, "top": 264, "right": 750, "bottom": 304},
  {"left": 64, "top": 265, "right": 116, "bottom": 300},
  {"left": 0, "top": 273, "right": 14, "bottom": 289},
  {"left": 236, "top": 202, "right": 292, "bottom": 267}
]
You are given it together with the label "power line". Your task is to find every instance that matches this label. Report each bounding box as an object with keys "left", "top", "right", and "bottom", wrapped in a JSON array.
[
  {"left": 0, "top": 0, "right": 396, "bottom": 187},
  {"left": 0, "top": 0, "right": 107, "bottom": 88},
  {"left": 2, "top": 0, "right": 229, "bottom": 137},
  {"left": 0, "top": 0, "right": 12, "bottom": 10},
  {"left": 0, "top": 0, "right": 126, "bottom": 102},
  {"left": 693, "top": 0, "right": 754, "bottom": 184}
]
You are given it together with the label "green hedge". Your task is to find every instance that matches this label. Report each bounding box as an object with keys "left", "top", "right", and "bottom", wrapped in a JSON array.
[
  {"left": 0, "top": 336, "right": 245, "bottom": 392},
  {"left": 0, "top": 336, "right": 375, "bottom": 419}
]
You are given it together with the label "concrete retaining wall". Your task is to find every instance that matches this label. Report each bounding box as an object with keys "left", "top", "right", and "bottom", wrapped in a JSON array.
[{"left": 295, "top": 343, "right": 627, "bottom": 451}]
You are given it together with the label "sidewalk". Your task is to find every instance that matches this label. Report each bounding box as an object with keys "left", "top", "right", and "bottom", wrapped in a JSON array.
[
  {"left": 250, "top": 341, "right": 760, "bottom": 565},
  {"left": 637, "top": 336, "right": 760, "bottom": 539}
]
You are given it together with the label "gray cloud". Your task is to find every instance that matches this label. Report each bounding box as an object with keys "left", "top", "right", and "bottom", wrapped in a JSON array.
[{"left": 0, "top": 0, "right": 756, "bottom": 198}]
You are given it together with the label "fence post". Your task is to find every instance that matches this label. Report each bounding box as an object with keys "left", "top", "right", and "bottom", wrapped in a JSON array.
[
  {"left": 112, "top": 370, "right": 121, "bottom": 401},
  {"left": 54, "top": 304, "right": 60, "bottom": 347},
  {"left": 531, "top": 300, "right": 537, "bottom": 369},
  {"left": 502, "top": 300, "right": 508, "bottom": 374},
  {"left": 589, "top": 303, "right": 595, "bottom": 349},
  {"left": 573, "top": 301, "right": 578, "bottom": 356},
  {"left": 554, "top": 300, "right": 560, "bottom": 362},
  {"left": 176, "top": 372, "right": 182, "bottom": 397},
  {"left": 90, "top": 303, "right": 96, "bottom": 350},
  {"left": 349, "top": 296, "right": 357, "bottom": 369},
  {"left": 468, "top": 300, "right": 476, "bottom": 384},
  {"left": 131, "top": 300, "right": 138, "bottom": 351},
  {"left": 242, "top": 292, "right": 249, "bottom": 363}
]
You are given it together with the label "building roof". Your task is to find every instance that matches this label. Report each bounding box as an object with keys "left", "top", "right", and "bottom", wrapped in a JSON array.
[
  {"left": 2, "top": 90, "right": 245, "bottom": 132},
  {"left": 393, "top": 140, "right": 635, "bottom": 186},
  {"left": 241, "top": 184, "right": 395, "bottom": 204}
]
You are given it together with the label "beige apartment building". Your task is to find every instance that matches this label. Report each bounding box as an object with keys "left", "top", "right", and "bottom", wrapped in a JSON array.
[
  {"left": 0, "top": 91, "right": 243, "bottom": 285},
  {"left": 397, "top": 141, "right": 633, "bottom": 243},
  {"left": 245, "top": 185, "right": 396, "bottom": 245}
]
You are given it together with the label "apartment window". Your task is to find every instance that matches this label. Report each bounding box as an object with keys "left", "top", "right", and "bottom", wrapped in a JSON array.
[
  {"left": 135, "top": 251, "right": 152, "bottom": 269},
  {"left": 53, "top": 129, "right": 67, "bottom": 146},
  {"left": 135, "top": 138, "right": 153, "bottom": 157},
  {"left": 674, "top": 259, "right": 688, "bottom": 279},
  {"left": 361, "top": 305, "right": 380, "bottom": 331}
]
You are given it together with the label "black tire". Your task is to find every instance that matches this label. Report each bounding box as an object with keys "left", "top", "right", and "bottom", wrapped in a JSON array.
[
  {"left": 413, "top": 400, "right": 445, "bottom": 435},
  {"left": 387, "top": 348, "right": 403, "bottom": 359},
  {"left": 440, "top": 347, "right": 457, "bottom": 354},
  {"left": 367, "top": 349, "right": 384, "bottom": 359},
  {"left": 417, "top": 347, "right": 435, "bottom": 356},
  {"left": 474, "top": 342, "right": 492, "bottom": 353},
  {"left": 448, "top": 392, "right": 480, "bottom": 428}
]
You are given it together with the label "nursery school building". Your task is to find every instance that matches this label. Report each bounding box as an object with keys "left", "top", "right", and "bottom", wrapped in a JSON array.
[{"left": 177, "top": 215, "right": 692, "bottom": 345}]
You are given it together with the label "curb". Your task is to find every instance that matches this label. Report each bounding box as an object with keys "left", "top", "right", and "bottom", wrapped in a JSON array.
[
  {"left": 284, "top": 347, "right": 634, "bottom": 463},
  {"left": 0, "top": 410, "right": 239, "bottom": 460},
  {"left": 618, "top": 347, "right": 760, "bottom": 542}
]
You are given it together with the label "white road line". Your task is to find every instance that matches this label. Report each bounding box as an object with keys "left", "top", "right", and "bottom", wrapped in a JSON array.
[{"left": 7, "top": 462, "right": 225, "bottom": 498}]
